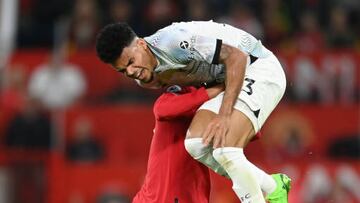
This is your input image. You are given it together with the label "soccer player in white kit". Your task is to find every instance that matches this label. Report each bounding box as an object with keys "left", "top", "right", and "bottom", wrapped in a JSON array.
[{"left": 96, "top": 21, "right": 291, "bottom": 203}]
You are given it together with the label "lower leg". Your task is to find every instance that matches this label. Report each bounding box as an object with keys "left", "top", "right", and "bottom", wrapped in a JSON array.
[
  {"left": 184, "top": 137, "right": 276, "bottom": 194},
  {"left": 213, "top": 147, "right": 266, "bottom": 203},
  {"left": 247, "top": 160, "right": 277, "bottom": 195},
  {"left": 184, "top": 137, "right": 229, "bottom": 178}
]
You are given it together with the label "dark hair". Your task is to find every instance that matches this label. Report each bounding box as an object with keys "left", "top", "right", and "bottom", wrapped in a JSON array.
[{"left": 95, "top": 22, "right": 137, "bottom": 64}]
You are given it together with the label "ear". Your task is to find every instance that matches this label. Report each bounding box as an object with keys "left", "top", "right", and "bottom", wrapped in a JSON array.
[{"left": 136, "top": 38, "right": 148, "bottom": 49}]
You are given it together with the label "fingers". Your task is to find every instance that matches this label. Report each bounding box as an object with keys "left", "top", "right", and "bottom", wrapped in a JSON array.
[
  {"left": 212, "top": 126, "right": 221, "bottom": 148},
  {"left": 220, "top": 128, "right": 226, "bottom": 148},
  {"left": 202, "top": 116, "right": 229, "bottom": 148},
  {"left": 202, "top": 124, "right": 214, "bottom": 146},
  {"left": 203, "top": 123, "right": 227, "bottom": 148},
  {"left": 213, "top": 126, "right": 226, "bottom": 149}
]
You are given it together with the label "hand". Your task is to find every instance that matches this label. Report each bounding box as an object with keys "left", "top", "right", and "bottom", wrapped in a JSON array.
[{"left": 202, "top": 114, "right": 231, "bottom": 148}]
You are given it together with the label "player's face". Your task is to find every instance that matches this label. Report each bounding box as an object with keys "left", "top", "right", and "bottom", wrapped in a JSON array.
[{"left": 113, "top": 38, "right": 157, "bottom": 83}]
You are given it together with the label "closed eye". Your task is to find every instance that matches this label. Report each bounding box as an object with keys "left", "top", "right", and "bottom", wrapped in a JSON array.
[
  {"left": 115, "top": 67, "right": 126, "bottom": 74},
  {"left": 116, "top": 58, "right": 134, "bottom": 74},
  {"left": 117, "top": 68, "right": 126, "bottom": 73},
  {"left": 127, "top": 58, "right": 134, "bottom": 66}
]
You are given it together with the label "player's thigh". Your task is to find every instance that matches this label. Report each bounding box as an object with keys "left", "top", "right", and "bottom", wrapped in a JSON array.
[
  {"left": 188, "top": 107, "right": 256, "bottom": 147},
  {"left": 188, "top": 92, "right": 224, "bottom": 139},
  {"left": 225, "top": 109, "right": 256, "bottom": 148},
  {"left": 187, "top": 109, "right": 216, "bottom": 139}
]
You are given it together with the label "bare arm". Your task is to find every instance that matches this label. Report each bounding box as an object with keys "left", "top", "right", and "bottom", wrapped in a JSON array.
[
  {"left": 202, "top": 44, "right": 248, "bottom": 148},
  {"left": 155, "top": 85, "right": 224, "bottom": 120},
  {"left": 218, "top": 44, "right": 248, "bottom": 117},
  {"left": 154, "top": 87, "right": 209, "bottom": 120}
]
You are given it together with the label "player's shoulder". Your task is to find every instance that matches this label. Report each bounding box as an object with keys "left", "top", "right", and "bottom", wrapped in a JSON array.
[
  {"left": 144, "top": 23, "right": 193, "bottom": 52},
  {"left": 145, "top": 25, "right": 183, "bottom": 48}
]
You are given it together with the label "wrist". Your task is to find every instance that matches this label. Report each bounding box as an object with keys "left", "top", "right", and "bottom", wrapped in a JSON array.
[{"left": 219, "top": 106, "right": 232, "bottom": 117}]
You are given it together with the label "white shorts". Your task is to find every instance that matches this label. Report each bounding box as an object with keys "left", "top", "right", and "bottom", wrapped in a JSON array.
[{"left": 198, "top": 54, "right": 286, "bottom": 133}]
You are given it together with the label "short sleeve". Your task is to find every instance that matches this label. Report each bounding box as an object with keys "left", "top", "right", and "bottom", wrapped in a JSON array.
[{"left": 148, "top": 26, "right": 222, "bottom": 64}]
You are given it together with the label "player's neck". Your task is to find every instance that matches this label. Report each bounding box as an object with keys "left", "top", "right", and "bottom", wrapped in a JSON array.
[{"left": 147, "top": 46, "right": 159, "bottom": 70}]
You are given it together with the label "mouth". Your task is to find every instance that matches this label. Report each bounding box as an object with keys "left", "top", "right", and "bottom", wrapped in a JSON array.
[{"left": 137, "top": 69, "right": 144, "bottom": 80}]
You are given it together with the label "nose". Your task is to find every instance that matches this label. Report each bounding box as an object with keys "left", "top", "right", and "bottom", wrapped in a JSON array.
[{"left": 125, "top": 66, "right": 137, "bottom": 77}]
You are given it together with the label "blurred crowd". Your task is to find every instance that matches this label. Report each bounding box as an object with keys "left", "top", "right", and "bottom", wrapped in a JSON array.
[
  {"left": 15, "top": 0, "right": 360, "bottom": 51},
  {"left": 1, "top": 0, "right": 357, "bottom": 150},
  {"left": 1, "top": 0, "right": 358, "bottom": 104}
]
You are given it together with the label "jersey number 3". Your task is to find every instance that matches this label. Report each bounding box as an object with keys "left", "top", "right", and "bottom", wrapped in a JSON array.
[{"left": 243, "top": 78, "right": 255, "bottom": 95}]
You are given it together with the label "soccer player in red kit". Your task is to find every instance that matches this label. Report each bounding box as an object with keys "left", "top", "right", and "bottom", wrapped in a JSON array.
[{"left": 132, "top": 85, "right": 224, "bottom": 203}]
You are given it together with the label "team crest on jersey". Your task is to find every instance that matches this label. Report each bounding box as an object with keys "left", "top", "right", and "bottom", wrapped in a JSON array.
[{"left": 180, "top": 41, "right": 189, "bottom": 49}]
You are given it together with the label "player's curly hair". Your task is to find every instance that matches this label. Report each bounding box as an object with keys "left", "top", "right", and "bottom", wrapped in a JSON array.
[{"left": 96, "top": 22, "right": 137, "bottom": 64}]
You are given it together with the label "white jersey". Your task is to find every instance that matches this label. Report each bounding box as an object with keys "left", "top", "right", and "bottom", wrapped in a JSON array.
[
  {"left": 144, "top": 20, "right": 272, "bottom": 86},
  {"left": 143, "top": 21, "right": 286, "bottom": 132}
]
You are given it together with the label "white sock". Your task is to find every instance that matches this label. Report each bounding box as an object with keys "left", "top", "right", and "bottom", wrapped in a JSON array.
[
  {"left": 184, "top": 138, "right": 228, "bottom": 178},
  {"left": 247, "top": 161, "right": 277, "bottom": 195},
  {"left": 184, "top": 138, "right": 276, "bottom": 194},
  {"left": 213, "top": 147, "right": 266, "bottom": 203}
]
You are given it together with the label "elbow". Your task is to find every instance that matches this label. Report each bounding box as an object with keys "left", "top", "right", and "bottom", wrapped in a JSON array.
[
  {"left": 232, "top": 48, "right": 248, "bottom": 62},
  {"left": 155, "top": 114, "right": 175, "bottom": 121},
  {"left": 221, "top": 44, "right": 248, "bottom": 70},
  {"left": 154, "top": 109, "right": 175, "bottom": 121}
]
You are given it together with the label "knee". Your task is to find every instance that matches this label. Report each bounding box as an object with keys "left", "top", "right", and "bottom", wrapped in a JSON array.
[
  {"left": 184, "top": 137, "right": 210, "bottom": 159},
  {"left": 213, "top": 147, "right": 246, "bottom": 166}
]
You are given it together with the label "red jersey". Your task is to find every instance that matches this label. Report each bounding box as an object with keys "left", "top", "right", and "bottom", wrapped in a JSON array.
[{"left": 132, "top": 86, "right": 211, "bottom": 203}]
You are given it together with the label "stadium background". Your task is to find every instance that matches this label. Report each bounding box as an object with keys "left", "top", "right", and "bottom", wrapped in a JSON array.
[{"left": 0, "top": 0, "right": 359, "bottom": 202}]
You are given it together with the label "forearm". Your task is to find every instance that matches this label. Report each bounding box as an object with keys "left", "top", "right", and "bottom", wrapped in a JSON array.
[
  {"left": 154, "top": 87, "right": 209, "bottom": 120},
  {"left": 219, "top": 45, "right": 247, "bottom": 116}
]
